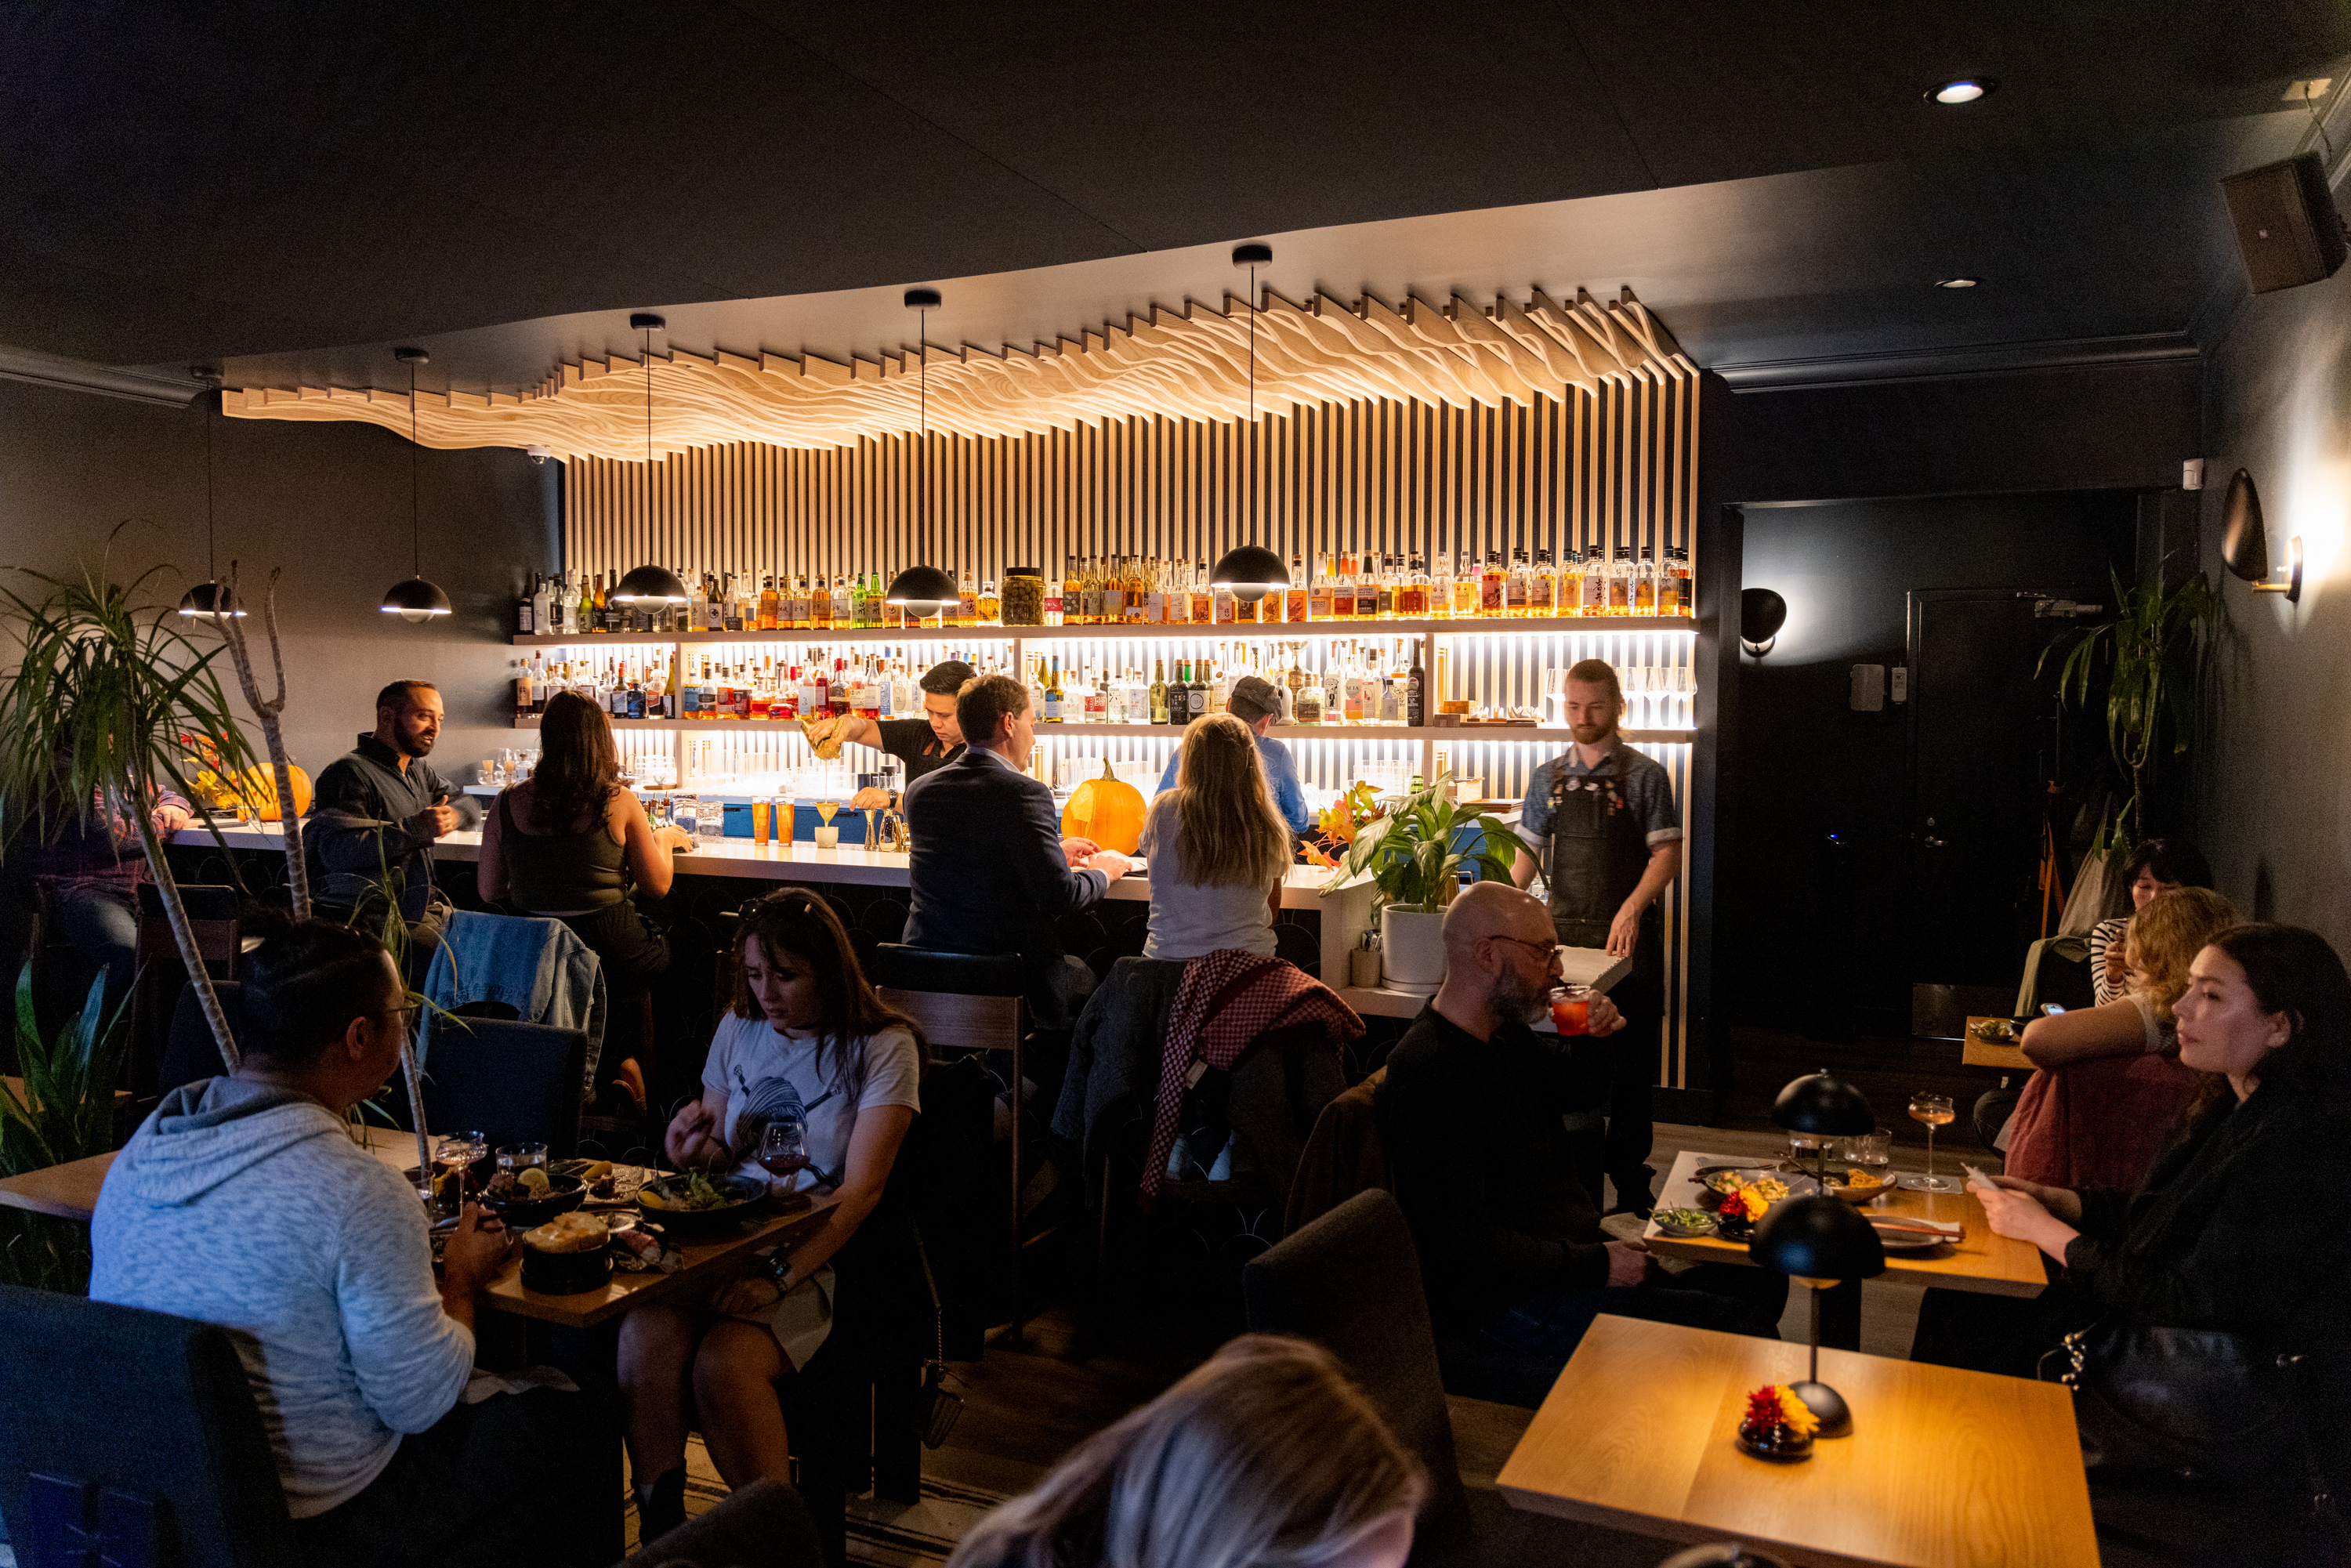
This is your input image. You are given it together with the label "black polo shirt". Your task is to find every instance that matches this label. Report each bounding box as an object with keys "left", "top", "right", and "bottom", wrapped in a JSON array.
[{"left": 874, "top": 718, "right": 964, "bottom": 788}]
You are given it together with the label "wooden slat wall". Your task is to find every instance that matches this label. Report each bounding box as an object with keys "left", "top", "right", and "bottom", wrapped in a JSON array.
[{"left": 562, "top": 382, "right": 1695, "bottom": 588}]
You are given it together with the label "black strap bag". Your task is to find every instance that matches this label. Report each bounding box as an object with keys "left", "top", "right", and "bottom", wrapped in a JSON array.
[{"left": 2046, "top": 1316, "right": 2320, "bottom": 1486}]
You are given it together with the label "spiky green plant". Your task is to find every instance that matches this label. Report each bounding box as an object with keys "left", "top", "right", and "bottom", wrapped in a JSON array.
[
  {"left": 1324, "top": 774, "right": 1519, "bottom": 910},
  {"left": 0, "top": 561, "right": 259, "bottom": 1069},
  {"left": 2043, "top": 568, "right": 2215, "bottom": 855},
  {"left": 0, "top": 969, "right": 131, "bottom": 1291}
]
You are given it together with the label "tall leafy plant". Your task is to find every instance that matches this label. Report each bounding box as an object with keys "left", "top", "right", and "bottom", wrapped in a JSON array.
[
  {"left": 1324, "top": 776, "right": 1519, "bottom": 910},
  {"left": 0, "top": 563, "right": 259, "bottom": 1069},
  {"left": 2044, "top": 569, "right": 2215, "bottom": 854},
  {"left": 0, "top": 969, "right": 130, "bottom": 1291}
]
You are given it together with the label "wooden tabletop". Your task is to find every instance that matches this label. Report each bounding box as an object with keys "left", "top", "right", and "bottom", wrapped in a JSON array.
[
  {"left": 1642, "top": 1150, "right": 2046, "bottom": 1298},
  {"left": 1962, "top": 1016, "right": 2032, "bottom": 1071},
  {"left": 0, "top": 1127, "right": 839, "bottom": 1328},
  {"left": 1498, "top": 1316, "right": 2099, "bottom": 1568}
]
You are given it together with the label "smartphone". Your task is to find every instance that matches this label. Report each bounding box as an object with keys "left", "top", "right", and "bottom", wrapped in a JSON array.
[{"left": 2041, "top": 1003, "right": 2067, "bottom": 1016}]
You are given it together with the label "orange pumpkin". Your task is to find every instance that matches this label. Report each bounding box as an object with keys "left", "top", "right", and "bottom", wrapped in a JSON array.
[
  {"left": 237, "top": 763, "right": 312, "bottom": 822},
  {"left": 1060, "top": 759, "right": 1147, "bottom": 854}
]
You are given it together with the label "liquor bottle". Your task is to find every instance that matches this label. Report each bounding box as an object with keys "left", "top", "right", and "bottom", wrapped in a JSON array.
[
  {"left": 1399, "top": 556, "right": 1429, "bottom": 618},
  {"left": 1124, "top": 559, "right": 1149, "bottom": 624},
  {"left": 516, "top": 575, "right": 538, "bottom": 635},
  {"left": 1375, "top": 555, "right": 1398, "bottom": 619},
  {"left": 1098, "top": 559, "right": 1123, "bottom": 625},
  {"left": 1608, "top": 545, "right": 1634, "bottom": 616},
  {"left": 1353, "top": 559, "right": 1379, "bottom": 621},
  {"left": 1045, "top": 560, "right": 1067, "bottom": 627},
  {"left": 585, "top": 573, "right": 606, "bottom": 633},
  {"left": 1185, "top": 659, "right": 1209, "bottom": 723},
  {"left": 1149, "top": 660, "right": 1169, "bottom": 725},
  {"left": 1507, "top": 549, "right": 1531, "bottom": 617},
  {"left": 829, "top": 575, "right": 852, "bottom": 628},
  {"left": 1661, "top": 546, "right": 1691, "bottom": 615},
  {"left": 1632, "top": 550, "right": 1657, "bottom": 614},
  {"left": 513, "top": 657, "right": 533, "bottom": 718},
  {"left": 1038, "top": 657, "right": 1060, "bottom": 722},
  {"left": 627, "top": 666, "right": 647, "bottom": 721},
  {"left": 1183, "top": 560, "right": 1209, "bottom": 625},
  {"left": 951, "top": 570, "right": 973, "bottom": 628},
  {"left": 978, "top": 577, "right": 1000, "bottom": 624},
  {"left": 759, "top": 575, "right": 780, "bottom": 632},
  {"left": 1478, "top": 553, "right": 1505, "bottom": 617},
  {"left": 1285, "top": 556, "right": 1310, "bottom": 623},
  {"left": 1428, "top": 554, "right": 1452, "bottom": 620},
  {"left": 1293, "top": 660, "right": 1324, "bottom": 722},
  {"left": 1407, "top": 641, "right": 1427, "bottom": 728},
  {"left": 1308, "top": 555, "right": 1335, "bottom": 622}
]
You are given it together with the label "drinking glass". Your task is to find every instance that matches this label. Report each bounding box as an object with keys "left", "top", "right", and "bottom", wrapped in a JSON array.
[
  {"left": 1840, "top": 1127, "right": 1894, "bottom": 1175},
  {"left": 433, "top": 1131, "right": 486, "bottom": 1218},
  {"left": 752, "top": 796, "right": 772, "bottom": 846},
  {"left": 496, "top": 1141, "right": 549, "bottom": 1179},
  {"left": 1546, "top": 983, "right": 1591, "bottom": 1037},
  {"left": 1904, "top": 1094, "right": 1956, "bottom": 1192},
  {"left": 759, "top": 1115, "right": 810, "bottom": 1186}
]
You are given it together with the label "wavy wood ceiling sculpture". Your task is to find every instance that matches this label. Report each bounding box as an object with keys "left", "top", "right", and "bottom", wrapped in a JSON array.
[{"left": 223, "top": 287, "right": 1694, "bottom": 462}]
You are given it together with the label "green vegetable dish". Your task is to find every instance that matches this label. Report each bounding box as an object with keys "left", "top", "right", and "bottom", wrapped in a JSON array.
[
  {"left": 1654, "top": 1208, "right": 1715, "bottom": 1229},
  {"left": 641, "top": 1171, "right": 739, "bottom": 1212}
]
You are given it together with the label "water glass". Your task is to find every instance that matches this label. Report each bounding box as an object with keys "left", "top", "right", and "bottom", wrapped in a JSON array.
[{"left": 495, "top": 1141, "right": 549, "bottom": 1178}]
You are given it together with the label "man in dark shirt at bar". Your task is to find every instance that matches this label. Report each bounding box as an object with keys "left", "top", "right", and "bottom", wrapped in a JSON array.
[
  {"left": 1376, "top": 882, "right": 1782, "bottom": 1407},
  {"left": 305, "top": 680, "right": 480, "bottom": 972},
  {"left": 801, "top": 658, "right": 973, "bottom": 810}
]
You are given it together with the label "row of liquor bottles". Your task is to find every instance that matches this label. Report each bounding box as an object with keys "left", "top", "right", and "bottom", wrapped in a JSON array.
[
  {"left": 515, "top": 639, "right": 1435, "bottom": 728},
  {"left": 516, "top": 545, "right": 1691, "bottom": 636}
]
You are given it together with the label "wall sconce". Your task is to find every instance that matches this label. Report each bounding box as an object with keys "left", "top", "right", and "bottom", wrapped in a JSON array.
[
  {"left": 2220, "top": 469, "right": 2303, "bottom": 602},
  {"left": 1741, "top": 588, "right": 1787, "bottom": 657}
]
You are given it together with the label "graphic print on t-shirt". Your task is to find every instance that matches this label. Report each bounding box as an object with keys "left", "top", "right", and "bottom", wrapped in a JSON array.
[{"left": 729, "top": 1063, "right": 842, "bottom": 1190}]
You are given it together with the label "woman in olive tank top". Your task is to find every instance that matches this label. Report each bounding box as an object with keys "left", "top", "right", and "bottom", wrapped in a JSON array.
[{"left": 479, "top": 692, "right": 691, "bottom": 1106}]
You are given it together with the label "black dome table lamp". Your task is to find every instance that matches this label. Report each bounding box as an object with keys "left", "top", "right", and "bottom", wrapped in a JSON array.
[{"left": 1748, "top": 1196, "right": 1886, "bottom": 1437}]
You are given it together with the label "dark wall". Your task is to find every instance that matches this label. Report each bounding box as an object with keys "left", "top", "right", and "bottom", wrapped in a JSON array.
[
  {"left": 0, "top": 378, "right": 559, "bottom": 787},
  {"left": 1719, "top": 492, "right": 2138, "bottom": 1031},
  {"left": 1722, "top": 357, "right": 2201, "bottom": 505},
  {"left": 2194, "top": 262, "right": 2351, "bottom": 951}
]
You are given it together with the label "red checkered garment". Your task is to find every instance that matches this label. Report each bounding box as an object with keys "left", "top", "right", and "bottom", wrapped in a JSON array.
[{"left": 1139, "top": 949, "right": 1365, "bottom": 1209}]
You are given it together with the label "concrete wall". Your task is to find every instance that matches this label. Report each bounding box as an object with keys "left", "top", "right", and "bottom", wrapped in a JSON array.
[
  {"left": 0, "top": 378, "right": 558, "bottom": 789},
  {"left": 2195, "top": 266, "right": 2351, "bottom": 951}
]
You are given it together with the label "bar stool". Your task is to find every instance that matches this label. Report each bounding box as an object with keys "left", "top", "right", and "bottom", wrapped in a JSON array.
[{"left": 869, "top": 943, "right": 1031, "bottom": 1334}]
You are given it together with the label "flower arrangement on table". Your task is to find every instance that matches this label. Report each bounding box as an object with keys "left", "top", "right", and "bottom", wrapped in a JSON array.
[
  {"left": 1737, "top": 1383, "right": 1820, "bottom": 1461},
  {"left": 1706, "top": 1175, "right": 1788, "bottom": 1235}
]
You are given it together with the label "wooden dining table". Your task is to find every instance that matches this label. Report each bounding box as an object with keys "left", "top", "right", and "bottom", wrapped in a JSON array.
[
  {"left": 0, "top": 1125, "right": 839, "bottom": 1329},
  {"left": 1641, "top": 1149, "right": 2046, "bottom": 1349},
  {"left": 1498, "top": 1315, "right": 2100, "bottom": 1568},
  {"left": 1961, "top": 1015, "right": 2032, "bottom": 1072}
]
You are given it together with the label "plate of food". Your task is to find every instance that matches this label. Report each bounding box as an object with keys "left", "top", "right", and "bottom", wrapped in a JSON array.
[
  {"left": 481, "top": 1166, "right": 586, "bottom": 1228},
  {"left": 1652, "top": 1207, "right": 1719, "bottom": 1238},
  {"left": 520, "top": 1211, "right": 614, "bottom": 1294},
  {"left": 636, "top": 1171, "right": 768, "bottom": 1239},
  {"left": 1972, "top": 1017, "right": 2017, "bottom": 1042},
  {"left": 1821, "top": 1166, "right": 1893, "bottom": 1204}
]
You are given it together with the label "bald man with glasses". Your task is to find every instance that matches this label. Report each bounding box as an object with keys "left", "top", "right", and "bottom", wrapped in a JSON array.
[{"left": 1375, "top": 883, "right": 1784, "bottom": 1407}]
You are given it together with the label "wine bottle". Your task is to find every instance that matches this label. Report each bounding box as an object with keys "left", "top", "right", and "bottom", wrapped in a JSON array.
[
  {"left": 1407, "top": 643, "right": 1426, "bottom": 728},
  {"left": 1149, "top": 659, "right": 1169, "bottom": 725}
]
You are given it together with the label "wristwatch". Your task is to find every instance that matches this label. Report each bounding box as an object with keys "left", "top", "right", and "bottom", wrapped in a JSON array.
[{"left": 758, "top": 1251, "right": 793, "bottom": 1291}]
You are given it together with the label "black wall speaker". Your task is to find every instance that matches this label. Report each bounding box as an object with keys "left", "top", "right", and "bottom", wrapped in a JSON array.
[{"left": 2222, "top": 152, "right": 2348, "bottom": 294}]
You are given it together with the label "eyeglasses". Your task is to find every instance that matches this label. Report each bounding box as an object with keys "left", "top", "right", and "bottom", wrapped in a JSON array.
[{"left": 1483, "top": 933, "right": 1560, "bottom": 964}]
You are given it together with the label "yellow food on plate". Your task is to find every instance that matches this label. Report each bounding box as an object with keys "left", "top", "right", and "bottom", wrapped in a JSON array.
[
  {"left": 517, "top": 1167, "right": 552, "bottom": 1193},
  {"left": 523, "top": 1212, "right": 607, "bottom": 1253},
  {"left": 1842, "top": 1168, "right": 1883, "bottom": 1190},
  {"left": 580, "top": 1161, "right": 613, "bottom": 1184}
]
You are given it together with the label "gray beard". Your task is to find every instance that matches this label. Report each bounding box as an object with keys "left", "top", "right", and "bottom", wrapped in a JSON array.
[{"left": 1489, "top": 967, "right": 1549, "bottom": 1027}]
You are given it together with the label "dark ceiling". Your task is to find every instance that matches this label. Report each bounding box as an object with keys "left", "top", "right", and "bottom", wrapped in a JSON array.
[{"left": 4, "top": 1, "right": 2347, "bottom": 386}]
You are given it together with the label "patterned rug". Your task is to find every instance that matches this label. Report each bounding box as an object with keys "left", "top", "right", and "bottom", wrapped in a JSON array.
[{"left": 622, "top": 1436, "right": 1005, "bottom": 1566}]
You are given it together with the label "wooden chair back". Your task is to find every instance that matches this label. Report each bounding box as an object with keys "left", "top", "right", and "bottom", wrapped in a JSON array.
[{"left": 877, "top": 988, "right": 1022, "bottom": 1057}]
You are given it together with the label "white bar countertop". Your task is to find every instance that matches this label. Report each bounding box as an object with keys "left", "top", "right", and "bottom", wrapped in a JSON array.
[{"left": 169, "top": 821, "right": 1345, "bottom": 909}]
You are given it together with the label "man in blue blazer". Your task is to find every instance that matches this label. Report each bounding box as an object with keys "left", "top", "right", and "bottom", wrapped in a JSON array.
[{"left": 904, "top": 673, "right": 1133, "bottom": 1026}]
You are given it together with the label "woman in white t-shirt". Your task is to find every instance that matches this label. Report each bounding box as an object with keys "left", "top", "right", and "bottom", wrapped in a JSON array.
[
  {"left": 1139, "top": 712, "right": 1291, "bottom": 961},
  {"left": 618, "top": 889, "right": 926, "bottom": 1537}
]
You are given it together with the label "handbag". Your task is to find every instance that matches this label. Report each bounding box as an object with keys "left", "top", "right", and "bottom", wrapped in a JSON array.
[{"left": 2045, "top": 1316, "right": 2317, "bottom": 1484}]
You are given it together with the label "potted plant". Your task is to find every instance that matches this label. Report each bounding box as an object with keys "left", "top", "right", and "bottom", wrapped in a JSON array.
[
  {"left": 0, "top": 969, "right": 129, "bottom": 1291},
  {"left": 1324, "top": 776, "right": 1519, "bottom": 993},
  {"left": 0, "top": 565, "right": 261, "bottom": 1070},
  {"left": 2044, "top": 568, "right": 2215, "bottom": 857}
]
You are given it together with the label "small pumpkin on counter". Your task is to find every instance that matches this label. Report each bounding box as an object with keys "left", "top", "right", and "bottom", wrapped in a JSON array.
[
  {"left": 235, "top": 763, "right": 312, "bottom": 822},
  {"left": 1060, "top": 759, "right": 1147, "bottom": 855}
]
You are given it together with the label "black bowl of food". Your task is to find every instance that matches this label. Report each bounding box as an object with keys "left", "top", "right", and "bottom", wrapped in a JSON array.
[
  {"left": 520, "top": 1211, "right": 614, "bottom": 1295},
  {"left": 636, "top": 1172, "right": 767, "bottom": 1240},
  {"left": 482, "top": 1168, "right": 587, "bottom": 1229}
]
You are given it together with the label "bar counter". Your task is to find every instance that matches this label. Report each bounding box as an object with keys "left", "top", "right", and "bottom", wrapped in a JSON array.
[{"left": 168, "top": 823, "right": 1423, "bottom": 1016}]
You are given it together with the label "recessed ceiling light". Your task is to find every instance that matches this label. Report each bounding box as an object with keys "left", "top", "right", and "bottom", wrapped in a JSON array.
[
  {"left": 1936, "top": 277, "right": 1980, "bottom": 288},
  {"left": 1929, "top": 78, "right": 1993, "bottom": 104}
]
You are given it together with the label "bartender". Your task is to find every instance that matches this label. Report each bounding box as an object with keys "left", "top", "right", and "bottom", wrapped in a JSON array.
[
  {"left": 1511, "top": 657, "right": 1680, "bottom": 1212},
  {"left": 800, "top": 659, "right": 975, "bottom": 809}
]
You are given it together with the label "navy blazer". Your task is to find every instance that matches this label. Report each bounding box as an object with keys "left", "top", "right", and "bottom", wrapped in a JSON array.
[{"left": 904, "top": 750, "right": 1108, "bottom": 982}]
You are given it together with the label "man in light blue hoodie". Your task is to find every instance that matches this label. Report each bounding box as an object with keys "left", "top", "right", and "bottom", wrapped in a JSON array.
[{"left": 92, "top": 919, "right": 616, "bottom": 1566}]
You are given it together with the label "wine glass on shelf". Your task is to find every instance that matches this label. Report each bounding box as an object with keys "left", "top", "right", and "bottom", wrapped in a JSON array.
[{"left": 1902, "top": 1092, "right": 1956, "bottom": 1192}]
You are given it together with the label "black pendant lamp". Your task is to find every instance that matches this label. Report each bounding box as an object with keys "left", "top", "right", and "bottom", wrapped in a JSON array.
[
  {"left": 1748, "top": 1196, "right": 1886, "bottom": 1438},
  {"left": 609, "top": 313, "right": 692, "bottom": 607},
  {"left": 1210, "top": 242, "right": 1288, "bottom": 603},
  {"left": 379, "top": 347, "right": 453, "bottom": 622},
  {"left": 178, "top": 368, "right": 248, "bottom": 621},
  {"left": 884, "top": 287, "right": 958, "bottom": 611}
]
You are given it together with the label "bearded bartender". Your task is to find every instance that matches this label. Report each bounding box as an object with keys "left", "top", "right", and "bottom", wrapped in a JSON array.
[
  {"left": 798, "top": 660, "right": 974, "bottom": 810},
  {"left": 1510, "top": 657, "right": 1681, "bottom": 1212}
]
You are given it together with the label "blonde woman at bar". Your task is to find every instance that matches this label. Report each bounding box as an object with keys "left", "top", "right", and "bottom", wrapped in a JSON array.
[
  {"left": 1139, "top": 710, "right": 1292, "bottom": 961},
  {"left": 945, "top": 1334, "right": 1424, "bottom": 1568}
]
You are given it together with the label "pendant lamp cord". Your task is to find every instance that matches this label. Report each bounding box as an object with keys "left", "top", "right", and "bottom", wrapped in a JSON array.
[
  {"left": 644, "top": 325, "right": 655, "bottom": 575},
  {"left": 408, "top": 359, "right": 421, "bottom": 578},
  {"left": 203, "top": 390, "right": 217, "bottom": 581},
  {"left": 1247, "top": 263, "right": 1258, "bottom": 544},
  {"left": 918, "top": 308, "right": 929, "bottom": 567}
]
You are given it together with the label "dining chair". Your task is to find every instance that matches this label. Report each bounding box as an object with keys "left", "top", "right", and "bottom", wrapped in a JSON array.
[
  {"left": 1244, "top": 1190, "right": 1662, "bottom": 1568},
  {"left": 616, "top": 1477, "right": 822, "bottom": 1568},
  {"left": 402, "top": 1013, "right": 588, "bottom": 1157}
]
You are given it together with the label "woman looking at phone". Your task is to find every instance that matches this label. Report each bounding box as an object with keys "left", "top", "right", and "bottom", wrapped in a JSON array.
[{"left": 616, "top": 889, "right": 926, "bottom": 1539}]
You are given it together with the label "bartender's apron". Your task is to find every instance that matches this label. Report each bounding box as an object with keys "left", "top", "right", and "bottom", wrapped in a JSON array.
[{"left": 1545, "top": 764, "right": 1661, "bottom": 1208}]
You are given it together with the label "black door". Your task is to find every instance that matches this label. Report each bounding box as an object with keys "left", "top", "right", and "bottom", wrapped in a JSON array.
[{"left": 1905, "top": 589, "right": 2099, "bottom": 993}]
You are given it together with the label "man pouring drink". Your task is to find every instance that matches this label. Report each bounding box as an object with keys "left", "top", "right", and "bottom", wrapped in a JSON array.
[
  {"left": 1512, "top": 657, "right": 1681, "bottom": 1213},
  {"left": 798, "top": 659, "right": 974, "bottom": 811}
]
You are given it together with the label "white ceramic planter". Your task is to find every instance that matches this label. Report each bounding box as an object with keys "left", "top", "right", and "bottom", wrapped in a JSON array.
[{"left": 1380, "top": 904, "right": 1448, "bottom": 995}]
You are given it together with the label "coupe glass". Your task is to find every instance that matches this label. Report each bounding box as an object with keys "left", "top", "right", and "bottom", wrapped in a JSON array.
[{"left": 1904, "top": 1093, "right": 1956, "bottom": 1192}]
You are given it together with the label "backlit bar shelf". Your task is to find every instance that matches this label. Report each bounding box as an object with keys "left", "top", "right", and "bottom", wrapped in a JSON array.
[
  {"left": 511, "top": 614, "right": 1697, "bottom": 647},
  {"left": 508, "top": 715, "right": 1696, "bottom": 741}
]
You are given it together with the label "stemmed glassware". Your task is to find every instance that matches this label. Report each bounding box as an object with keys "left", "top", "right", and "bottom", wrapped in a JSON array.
[
  {"left": 759, "top": 1115, "right": 810, "bottom": 1191},
  {"left": 1904, "top": 1093, "right": 1956, "bottom": 1192}
]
